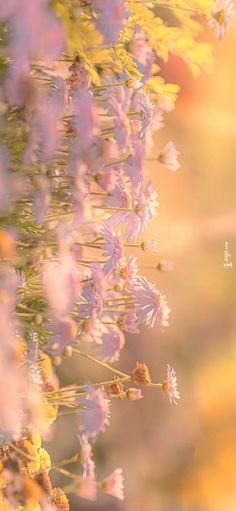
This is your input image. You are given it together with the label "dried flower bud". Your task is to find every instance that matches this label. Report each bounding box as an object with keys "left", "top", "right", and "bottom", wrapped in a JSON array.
[
  {"left": 131, "top": 362, "right": 152, "bottom": 386},
  {"left": 106, "top": 377, "right": 125, "bottom": 398},
  {"left": 126, "top": 388, "right": 143, "bottom": 400},
  {"left": 157, "top": 260, "right": 173, "bottom": 272},
  {"left": 141, "top": 240, "right": 158, "bottom": 252}
]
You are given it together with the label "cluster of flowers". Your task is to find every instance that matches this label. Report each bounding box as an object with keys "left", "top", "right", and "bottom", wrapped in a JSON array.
[{"left": 0, "top": 0, "right": 233, "bottom": 509}]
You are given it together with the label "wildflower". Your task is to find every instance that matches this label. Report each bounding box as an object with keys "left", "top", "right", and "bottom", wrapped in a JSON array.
[
  {"left": 139, "top": 91, "right": 156, "bottom": 139},
  {"left": 158, "top": 141, "right": 180, "bottom": 171},
  {"left": 96, "top": 324, "right": 125, "bottom": 363},
  {"left": 119, "top": 256, "right": 138, "bottom": 291},
  {"left": 134, "top": 276, "right": 161, "bottom": 328},
  {"left": 78, "top": 435, "right": 95, "bottom": 479},
  {"left": 131, "top": 26, "right": 155, "bottom": 83},
  {"left": 75, "top": 474, "right": 97, "bottom": 501},
  {"left": 100, "top": 223, "right": 124, "bottom": 273},
  {"left": 109, "top": 97, "right": 131, "bottom": 150},
  {"left": 77, "top": 383, "right": 110, "bottom": 440},
  {"left": 117, "top": 312, "right": 140, "bottom": 334},
  {"left": 72, "top": 88, "right": 98, "bottom": 154},
  {"left": 125, "top": 139, "right": 145, "bottom": 184},
  {"left": 104, "top": 178, "right": 132, "bottom": 226},
  {"left": 102, "top": 468, "right": 125, "bottom": 500},
  {"left": 125, "top": 185, "right": 157, "bottom": 241},
  {"left": 42, "top": 255, "right": 81, "bottom": 317},
  {"left": 208, "top": 0, "right": 234, "bottom": 39},
  {"left": 162, "top": 364, "right": 180, "bottom": 405},
  {"left": 79, "top": 286, "right": 103, "bottom": 319},
  {"left": 92, "top": 0, "right": 127, "bottom": 44},
  {"left": 131, "top": 362, "right": 152, "bottom": 386},
  {"left": 80, "top": 312, "right": 103, "bottom": 345},
  {"left": 49, "top": 317, "right": 78, "bottom": 355},
  {"left": 141, "top": 239, "right": 158, "bottom": 252}
]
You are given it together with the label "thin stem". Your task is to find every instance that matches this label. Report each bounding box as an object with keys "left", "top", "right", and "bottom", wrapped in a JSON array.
[
  {"left": 72, "top": 348, "right": 129, "bottom": 378},
  {"left": 51, "top": 465, "right": 78, "bottom": 480}
]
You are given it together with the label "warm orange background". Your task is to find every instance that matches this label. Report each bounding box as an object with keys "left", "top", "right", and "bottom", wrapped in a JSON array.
[{"left": 49, "top": 18, "right": 236, "bottom": 511}]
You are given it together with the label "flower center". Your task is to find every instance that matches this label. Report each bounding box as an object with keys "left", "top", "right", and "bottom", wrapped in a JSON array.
[{"left": 214, "top": 9, "right": 226, "bottom": 25}]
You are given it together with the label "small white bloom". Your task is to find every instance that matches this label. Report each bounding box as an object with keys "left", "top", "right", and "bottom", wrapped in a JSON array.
[{"left": 208, "top": 0, "right": 234, "bottom": 40}]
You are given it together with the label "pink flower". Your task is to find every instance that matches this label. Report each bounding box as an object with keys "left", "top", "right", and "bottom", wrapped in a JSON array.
[
  {"left": 134, "top": 276, "right": 170, "bottom": 329},
  {"left": 125, "top": 139, "right": 145, "bottom": 184},
  {"left": 125, "top": 184, "right": 158, "bottom": 241},
  {"left": 42, "top": 255, "right": 81, "bottom": 317},
  {"left": 109, "top": 97, "right": 131, "bottom": 149},
  {"left": 77, "top": 383, "right": 110, "bottom": 440},
  {"left": 79, "top": 286, "right": 103, "bottom": 319},
  {"left": 79, "top": 435, "right": 95, "bottom": 479},
  {"left": 138, "top": 91, "right": 156, "bottom": 139},
  {"left": 162, "top": 364, "right": 180, "bottom": 405},
  {"left": 33, "top": 176, "right": 51, "bottom": 224},
  {"left": 208, "top": 0, "right": 234, "bottom": 39},
  {"left": 118, "top": 312, "right": 140, "bottom": 334},
  {"left": 159, "top": 141, "right": 180, "bottom": 171},
  {"left": 81, "top": 312, "right": 103, "bottom": 345},
  {"left": 119, "top": 256, "right": 138, "bottom": 291},
  {"left": 72, "top": 88, "right": 99, "bottom": 154},
  {"left": 101, "top": 223, "right": 124, "bottom": 273},
  {"left": 104, "top": 178, "right": 132, "bottom": 226},
  {"left": 92, "top": 0, "right": 127, "bottom": 44},
  {"left": 96, "top": 324, "right": 125, "bottom": 363},
  {"left": 49, "top": 316, "right": 78, "bottom": 355},
  {"left": 76, "top": 475, "right": 97, "bottom": 501},
  {"left": 131, "top": 26, "right": 155, "bottom": 83},
  {"left": 102, "top": 468, "right": 125, "bottom": 500}
]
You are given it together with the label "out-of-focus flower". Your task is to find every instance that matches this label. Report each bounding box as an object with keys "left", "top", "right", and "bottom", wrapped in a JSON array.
[
  {"left": 33, "top": 176, "right": 51, "bottom": 224},
  {"left": 162, "top": 364, "right": 180, "bottom": 405},
  {"left": 101, "top": 468, "right": 125, "bottom": 500},
  {"left": 92, "top": 0, "right": 127, "bottom": 44},
  {"left": 49, "top": 317, "right": 78, "bottom": 355},
  {"left": 131, "top": 26, "right": 155, "bottom": 83},
  {"left": 96, "top": 324, "right": 125, "bottom": 363},
  {"left": 158, "top": 141, "right": 180, "bottom": 171},
  {"left": 208, "top": 0, "right": 234, "bottom": 39},
  {"left": 101, "top": 223, "right": 124, "bottom": 273},
  {"left": 117, "top": 312, "right": 140, "bottom": 334},
  {"left": 141, "top": 239, "right": 158, "bottom": 252},
  {"left": 77, "top": 383, "right": 110, "bottom": 440},
  {"left": 157, "top": 260, "right": 173, "bottom": 272},
  {"left": 42, "top": 255, "right": 81, "bottom": 317},
  {"left": 139, "top": 91, "right": 156, "bottom": 139},
  {"left": 109, "top": 97, "right": 131, "bottom": 150},
  {"left": 72, "top": 88, "right": 99, "bottom": 154}
]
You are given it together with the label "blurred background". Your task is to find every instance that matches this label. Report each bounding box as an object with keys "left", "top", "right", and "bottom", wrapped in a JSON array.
[{"left": 48, "top": 17, "right": 236, "bottom": 511}]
